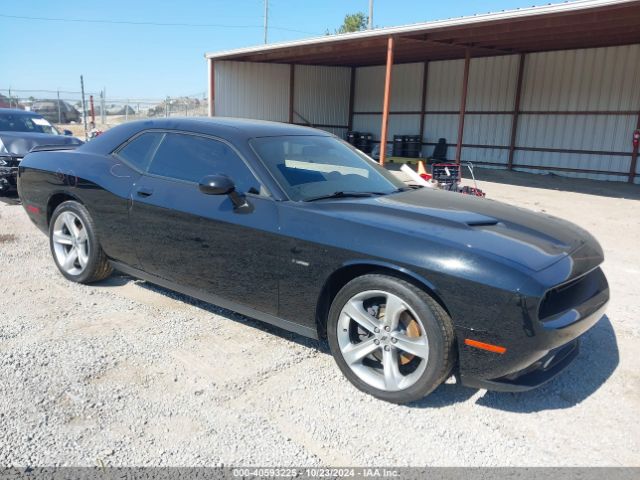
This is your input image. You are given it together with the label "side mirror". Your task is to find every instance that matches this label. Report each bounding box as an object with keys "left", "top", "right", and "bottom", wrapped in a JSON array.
[
  {"left": 199, "top": 174, "right": 235, "bottom": 195},
  {"left": 199, "top": 174, "right": 251, "bottom": 211},
  {"left": 63, "top": 129, "right": 73, "bottom": 136}
]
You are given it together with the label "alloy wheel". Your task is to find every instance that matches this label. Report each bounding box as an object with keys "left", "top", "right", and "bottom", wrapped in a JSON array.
[
  {"left": 336, "top": 290, "right": 430, "bottom": 392},
  {"left": 52, "top": 211, "right": 90, "bottom": 276}
]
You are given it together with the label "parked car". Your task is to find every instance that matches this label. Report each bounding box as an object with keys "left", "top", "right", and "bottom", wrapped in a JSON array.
[
  {"left": 105, "top": 105, "right": 135, "bottom": 116},
  {"left": 17, "top": 118, "right": 609, "bottom": 403},
  {"left": 0, "top": 94, "right": 13, "bottom": 109},
  {"left": 31, "top": 100, "right": 81, "bottom": 124},
  {"left": 0, "top": 108, "right": 83, "bottom": 193}
]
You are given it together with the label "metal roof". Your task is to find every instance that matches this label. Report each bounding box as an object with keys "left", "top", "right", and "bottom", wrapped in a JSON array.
[{"left": 205, "top": 0, "right": 640, "bottom": 66}]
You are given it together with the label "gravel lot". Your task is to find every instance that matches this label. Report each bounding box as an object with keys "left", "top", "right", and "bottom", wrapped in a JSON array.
[{"left": 1, "top": 169, "right": 639, "bottom": 467}]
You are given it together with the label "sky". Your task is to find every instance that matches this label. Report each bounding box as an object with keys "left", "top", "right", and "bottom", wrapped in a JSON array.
[{"left": 2, "top": 0, "right": 544, "bottom": 101}]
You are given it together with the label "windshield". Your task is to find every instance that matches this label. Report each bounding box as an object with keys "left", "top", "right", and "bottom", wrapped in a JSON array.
[
  {"left": 250, "top": 135, "right": 405, "bottom": 201},
  {"left": 0, "top": 113, "right": 60, "bottom": 135}
]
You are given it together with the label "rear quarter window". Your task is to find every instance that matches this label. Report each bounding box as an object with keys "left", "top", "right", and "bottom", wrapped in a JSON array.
[{"left": 115, "top": 132, "right": 164, "bottom": 172}]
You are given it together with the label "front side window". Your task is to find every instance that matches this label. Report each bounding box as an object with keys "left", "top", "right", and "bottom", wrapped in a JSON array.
[
  {"left": 250, "top": 135, "right": 405, "bottom": 201},
  {"left": 147, "top": 133, "right": 262, "bottom": 194}
]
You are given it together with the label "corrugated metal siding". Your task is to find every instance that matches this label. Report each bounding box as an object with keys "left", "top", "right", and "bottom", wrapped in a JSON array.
[
  {"left": 421, "top": 59, "right": 464, "bottom": 158},
  {"left": 466, "top": 55, "right": 519, "bottom": 111},
  {"left": 425, "top": 59, "right": 464, "bottom": 111},
  {"left": 516, "top": 114, "right": 635, "bottom": 153},
  {"left": 352, "top": 114, "right": 421, "bottom": 141},
  {"left": 521, "top": 45, "right": 640, "bottom": 111},
  {"left": 293, "top": 65, "right": 350, "bottom": 127},
  {"left": 214, "top": 61, "right": 289, "bottom": 121},
  {"left": 423, "top": 114, "right": 458, "bottom": 143},
  {"left": 462, "top": 114, "right": 512, "bottom": 166},
  {"left": 514, "top": 45, "right": 640, "bottom": 180},
  {"left": 463, "top": 114, "right": 512, "bottom": 146},
  {"left": 213, "top": 45, "right": 639, "bottom": 183},
  {"left": 422, "top": 57, "right": 515, "bottom": 161},
  {"left": 461, "top": 147, "right": 509, "bottom": 166},
  {"left": 315, "top": 127, "right": 348, "bottom": 138},
  {"left": 513, "top": 151, "right": 630, "bottom": 182},
  {"left": 354, "top": 63, "right": 424, "bottom": 112}
]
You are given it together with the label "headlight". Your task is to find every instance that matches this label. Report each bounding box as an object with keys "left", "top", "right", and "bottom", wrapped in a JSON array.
[{"left": 0, "top": 158, "right": 7, "bottom": 166}]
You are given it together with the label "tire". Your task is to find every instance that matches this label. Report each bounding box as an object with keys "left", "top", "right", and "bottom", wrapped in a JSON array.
[
  {"left": 327, "top": 273, "right": 455, "bottom": 404},
  {"left": 49, "top": 200, "right": 112, "bottom": 283}
]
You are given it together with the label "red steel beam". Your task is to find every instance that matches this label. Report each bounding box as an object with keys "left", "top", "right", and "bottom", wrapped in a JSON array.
[
  {"left": 347, "top": 67, "right": 356, "bottom": 131},
  {"left": 628, "top": 112, "right": 640, "bottom": 183},
  {"left": 455, "top": 48, "right": 471, "bottom": 163},
  {"left": 508, "top": 53, "right": 526, "bottom": 170},
  {"left": 413, "top": 142, "right": 632, "bottom": 157},
  {"left": 418, "top": 61, "right": 428, "bottom": 142},
  {"left": 355, "top": 109, "right": 638, "bottom": 116},
  {"left": 465, "top": 161, "right": 630, "bottom": 177},
  {"left": 379, "top": 36, "right": 394, "bottom": 166}
]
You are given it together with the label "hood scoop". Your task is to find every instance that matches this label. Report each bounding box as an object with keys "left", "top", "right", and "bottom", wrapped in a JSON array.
[{"left": 466, "top": 219, "right": 500, "bottom": 227}]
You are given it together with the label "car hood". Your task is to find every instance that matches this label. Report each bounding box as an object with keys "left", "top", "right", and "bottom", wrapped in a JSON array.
[
  {"left": 308, "top": 188, "right": 599, "bottom": 272},
  {"left": 0, "top": 131, "right": 83, "bottom": 157}
]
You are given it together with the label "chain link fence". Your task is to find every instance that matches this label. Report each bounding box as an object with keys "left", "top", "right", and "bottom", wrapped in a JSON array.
[{"left": 0, "top": 88, "right": 208, "bottom": 132}]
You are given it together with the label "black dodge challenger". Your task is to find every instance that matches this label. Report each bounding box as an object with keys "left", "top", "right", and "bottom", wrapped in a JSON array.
[{"left": 17, "top": 118, "right": 609, "bottom": 403}]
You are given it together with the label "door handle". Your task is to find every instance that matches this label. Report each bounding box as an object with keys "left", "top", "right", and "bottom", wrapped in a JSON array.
[{"left": 136, "top": 187, "right": 153, "bottom": 197}]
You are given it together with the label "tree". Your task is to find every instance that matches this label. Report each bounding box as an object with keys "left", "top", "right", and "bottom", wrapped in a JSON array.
[{"left": 333, "top": 12, "right": 368, "bottom": 34}]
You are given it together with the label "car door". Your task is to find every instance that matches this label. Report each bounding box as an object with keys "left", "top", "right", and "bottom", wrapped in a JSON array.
[{"left": 128, "top": 131, "right": 282, "bottom": 316}]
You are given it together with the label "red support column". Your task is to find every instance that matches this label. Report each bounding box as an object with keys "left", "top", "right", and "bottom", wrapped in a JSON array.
[
  {"left": 455, "top": 48, "right": 471, "bottom": 164},
  {"left": 418, "top": 61, "right": 429, "bottom": 143},
  {"left": 208, "top": 59, "right": 215, "bottom": 117},
  {"left": 628, "top": 112, "right": 640, "bottom": 183},
  {"left": 379, "top": 36, "right": 395, "bottom": 166},
  {"left": 508, "top": 53, "right": 526, "bottom": 170}
]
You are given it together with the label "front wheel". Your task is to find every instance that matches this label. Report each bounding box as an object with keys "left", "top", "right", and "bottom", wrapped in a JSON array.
[
  {"left": 49, "top": 200, "right": 112, "bottom": 283},
  {"left": 327, "top": 274, "right": 455, "bottom": 404}
]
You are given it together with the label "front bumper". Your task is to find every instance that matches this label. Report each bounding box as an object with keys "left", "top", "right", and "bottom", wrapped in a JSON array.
[
  {"left": 0, "top": 166, "right": 18, "bottom": 191},
  {"left": 456, "top": 265, "right": 609, "bottom": 392},
  {"left": 460, "top": 339, "right": 580, "bottom": 392},
  {"left": 0, "top": 156, "right": 21, "bottom": 192}
]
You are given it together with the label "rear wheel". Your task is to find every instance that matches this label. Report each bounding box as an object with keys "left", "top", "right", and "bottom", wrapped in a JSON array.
[
  {"left": 49, "top": 201, "right": 112, "bottom": 283},
  {"left": 327, "top": 274, "right": 455, "bottom": 404}
]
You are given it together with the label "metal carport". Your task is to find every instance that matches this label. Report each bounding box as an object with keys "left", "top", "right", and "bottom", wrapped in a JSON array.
[{"left": 205, "top": 0, "right": 640, "bottom": 183}]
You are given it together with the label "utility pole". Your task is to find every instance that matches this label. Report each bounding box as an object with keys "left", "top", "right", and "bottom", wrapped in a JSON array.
[
  {"left": 100, "top": 88, "right": 106, "bottom": 125},
  {"left": 56, "top": 90, "right": 61, "bottom": 123},
  {"left": 80, "top": 75, "right": 88, "bottom": 141},
  {"left": 368, "top": 0, "right": 374, "bottom": 29},
  {"left": 263, "top": 0, "right": 268, "bottom": 44}
]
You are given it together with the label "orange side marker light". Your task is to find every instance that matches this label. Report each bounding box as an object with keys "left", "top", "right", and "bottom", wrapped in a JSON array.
[{"left": 464, "top": 339, "right": 507, "bottom": 354}]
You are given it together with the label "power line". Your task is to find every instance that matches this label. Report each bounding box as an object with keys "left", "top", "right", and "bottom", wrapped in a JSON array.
[{"left": 0, "top": 13, "right": 319, "bottom": 35}]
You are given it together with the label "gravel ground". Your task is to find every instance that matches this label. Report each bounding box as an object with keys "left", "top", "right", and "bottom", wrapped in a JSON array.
[{"left": 0, "top": 169, "right": 639, "bottom": 467}]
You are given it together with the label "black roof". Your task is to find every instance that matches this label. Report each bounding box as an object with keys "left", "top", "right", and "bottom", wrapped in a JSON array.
[
  {"left": 0, "top": 108, "right": 42, "bottom": 117},
  {"left": 81, "top": 116, "right": 332, "bottom": 154}
]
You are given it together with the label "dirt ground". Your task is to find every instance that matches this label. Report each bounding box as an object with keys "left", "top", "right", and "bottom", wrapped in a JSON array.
[{"left": 0, "top": 169, "right": 639, "bottom": 466}]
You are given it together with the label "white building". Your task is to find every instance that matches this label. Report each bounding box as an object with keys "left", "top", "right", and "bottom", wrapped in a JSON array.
[{"left": 205, "top": 0, "right": 640, "bottom": 184}]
